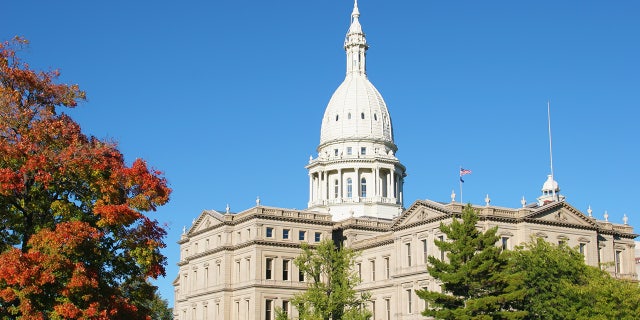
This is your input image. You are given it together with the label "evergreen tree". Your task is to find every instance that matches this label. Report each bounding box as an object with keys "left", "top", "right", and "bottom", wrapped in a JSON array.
[
  {"left": 282, "top": 239, "right": 371, "bottom": 320},
  {"left": 416, "top": 204, "right": 526, "bottom": 319}
]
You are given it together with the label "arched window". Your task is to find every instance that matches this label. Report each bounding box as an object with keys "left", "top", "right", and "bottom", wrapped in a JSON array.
[
  {"left": 361, "top": 178, "right": 367, "bottom": 197},
  {"left": 334, "top": 180, "right": 339, "bottom": 198},
  {"left": 347, "top": 178, "right": 353, "bottom": 198}
]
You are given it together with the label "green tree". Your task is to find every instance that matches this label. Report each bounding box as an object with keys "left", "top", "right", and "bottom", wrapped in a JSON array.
[
  {"left": 507, "top": 238, "right": 640, "bottom": 320},
  {"left": 0, "top": 38, "right": 171, "bottom": 319},
  {"left": 416, "top": 204, "right": 526, "bottom": 319},
  {"left": 283, "top": 239, "right": 371, "bottom": 320}
]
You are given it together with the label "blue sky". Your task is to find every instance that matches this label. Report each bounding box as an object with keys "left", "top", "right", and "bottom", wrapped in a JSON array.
[{"left": 3, "top": 0, "right": 639, "bottom": 305}]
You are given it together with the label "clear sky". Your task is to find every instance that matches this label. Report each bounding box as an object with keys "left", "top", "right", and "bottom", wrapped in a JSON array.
[{"left": 3, "top": 0, "right": 639, "bottom": 306}]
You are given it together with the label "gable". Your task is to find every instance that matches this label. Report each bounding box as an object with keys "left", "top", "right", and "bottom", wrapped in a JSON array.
[
  {"left": 392, "top": 200, "right": 451, "bottom": 229},
  {"left": 188, "top": 210, "right": 225, "bottom": 234},
  {"left": 525, "top": 202, "right": 596, "bottom": 228}
]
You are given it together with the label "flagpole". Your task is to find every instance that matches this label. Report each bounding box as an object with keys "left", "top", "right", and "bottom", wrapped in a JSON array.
[
  {"left": 459, "top": 166, "right": 463, "bottom": 204},
  {"left": 547, "top": 100, "right": 556, "bottom": 201}
]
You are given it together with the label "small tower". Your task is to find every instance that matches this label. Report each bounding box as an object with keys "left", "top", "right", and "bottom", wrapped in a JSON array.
[{"left": 536, "top": 174, "right": 565, "bottom": 206}]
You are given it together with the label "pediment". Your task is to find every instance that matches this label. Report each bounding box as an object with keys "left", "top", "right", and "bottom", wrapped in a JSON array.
[
  {"left": 525, "top": 202, "right": 596, "bottom": 228},
  {"left": 188, "top": 210, "right": 225, "bottom": 234},
  {"left": 392, "top": 200, "right": 451, "bottom": 228}
]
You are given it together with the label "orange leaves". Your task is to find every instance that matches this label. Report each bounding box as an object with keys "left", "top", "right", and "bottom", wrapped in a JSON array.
[
  {"left": 94, "top": 203, "right": 141, "bottom": 227},
  {"left": 121, "top": 159, "right": 171, "bottom": 211}
]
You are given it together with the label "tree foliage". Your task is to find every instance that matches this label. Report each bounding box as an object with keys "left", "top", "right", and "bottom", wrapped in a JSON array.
[
  {"left": 507, "top": 238, "right": 640, "bottom": 320},
  {"left": 282, "top": 239, "right": 370, "bottom": 320},
  {"left": 0, "top": 37, "right": 171, "bottom": 319},
  {"left": 417, "top": 204, "right": 526, "bottom": 319}
]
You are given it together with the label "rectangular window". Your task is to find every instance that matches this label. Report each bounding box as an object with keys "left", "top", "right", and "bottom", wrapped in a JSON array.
[
  {"left": 371, "top": 300, "right": 376, "bottom": 319},
  {"left": 384, "top": 257, "right": 390, "bottom": 279},
  {"left": 501, "top": 237, "right": 509, "bottom": 251},
  {"left": 615, "top": 250, "right": 622, "bottom": 273},
  {"left": 315, "top": 232, "right": 321, "bottom": 242},
  {"left": 235, "top": 301, "right": 240, "bottom": 319},
  {"left": 266, "top": 227, "right": 273, "bottom": 238},
  {"left": 579, "top": 243, "right": 585, "bottom": 255},
  {"left": 347, "top": 147, "right": 352, "bottom": 155},
  {"left": 439, "top": 236, "right": 445, "bottom": 260},
  {"left": 334, "top": 180, "right": 339, "bottom": 198},
  {"left": 266, "top": 258, "right": 273, "bottom": 280},
  {"left": 283, "top": 229, "right": 290, "bottom": 239},
  {"left": 406, "top": 243, "right": 412, "bottom": 266},
  {"left": 371, "top": 260, "right": 376, "bottom": 281},
  {"left": 407, "top": 289, "right": 413, "bottom": 314},
  {"left": 357, "top": 263, "right": 362, "bottom": 280},
  {"left": 334, "top": 149, "right": 339, "bottom": 156},
  {"left": 422, "top": 239, "right": 428, "bottom": 264},
  {"left": 265, "top": 299, "right": 272, "bottom": 320},
  {"left": 236, "top": 260, "right": 241, "bottom": 281},
  {"left": 385, "top": 298, "right": 391, "bottom": 320},
  {"left": 361, "top": 147, "right": 366, "bottom": 155},
  {"left": 283, "top": 259, "right": 290, "bottom": 281},
  {"left": 299, "top": 230, "right": 306, "bottom": 241},
  {"left": 299, "top": 269, "right": 305, "bottom": 282},
  {"left": 282, "top": 300, "right": 289, "bottom": 316},
  {"left": 203, "top": 305, "right": 208, "bottom": 320}
]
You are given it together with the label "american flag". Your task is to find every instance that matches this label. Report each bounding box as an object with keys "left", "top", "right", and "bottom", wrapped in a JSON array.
[{"left": 460, "top": 168, "right": 472, "bottom": 176}]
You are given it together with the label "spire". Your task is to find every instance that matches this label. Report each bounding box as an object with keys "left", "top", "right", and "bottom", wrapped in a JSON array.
[{"left": 345, "top": 0, "right": 368, "bottom": 76}]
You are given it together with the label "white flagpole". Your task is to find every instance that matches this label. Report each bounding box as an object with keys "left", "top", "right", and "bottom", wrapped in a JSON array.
[
  {"left": 459, "top": 166, "right": 463, "bottom": 204},
  {"left": 547, "top": 100, "right": 556, "bottom": 201}
]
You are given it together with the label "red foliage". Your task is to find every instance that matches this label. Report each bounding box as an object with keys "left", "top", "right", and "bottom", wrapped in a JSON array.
[{"left": 0, "top": 38, "right": 171, "bottom": 319}]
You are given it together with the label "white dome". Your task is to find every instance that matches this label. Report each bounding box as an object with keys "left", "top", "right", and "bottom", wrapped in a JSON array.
[
  {"left": 541, "top": 174, "right": 559, "bottom": 192},
  {"left": 319, "top": 74, "right": 395, "bottom": 149}
]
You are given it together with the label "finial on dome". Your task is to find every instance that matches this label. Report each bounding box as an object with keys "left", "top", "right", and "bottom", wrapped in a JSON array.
[
  {"left": 603, "top": 210, "right": 609, "bottom": 222},
  {"left": 485, "top": 194, "right": 491, "bottom": 206},
  {"left": 587, "top": 205, "right": 592, "bottom": 217},
  {"left": 521, "top": 196, "right": 526, "bottom": 208},
  {"left": 623, "top": 214, "right": 628, "bottom": 225},
  {"left": 226, "top": 204, "right": 230, "bottom": 214}
]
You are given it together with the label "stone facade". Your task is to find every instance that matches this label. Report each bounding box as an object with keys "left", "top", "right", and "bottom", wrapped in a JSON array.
[{"left": 173, "top": 2, "right": 637, "bottom": 319}]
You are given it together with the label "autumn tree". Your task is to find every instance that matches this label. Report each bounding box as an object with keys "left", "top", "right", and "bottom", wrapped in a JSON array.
[
  {"left": 280, "top": 239, "right": 370, "bottom": 320},
  {"left": 417, "top": 204, "right": 526, "bottom": 319},
  {"left": 0, "top": 38, "right": 171, "bottom": 319}
]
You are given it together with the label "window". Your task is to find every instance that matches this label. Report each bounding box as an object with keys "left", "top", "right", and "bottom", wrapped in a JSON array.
[
  {"left": 283, "top": 229, "right": 290, "bottom": 239},
  {"left": 315, "top": 232, "right": 321, "bottom": 242},
  {"left": 371, "top": 260, "right": 376, "bottom": 281},
  {"left": 407, "top": 289, "right": 413, "bottom": 314},
  {"left": 265, "top": 299, "right": 272, "bottom": 320},
  {"left": 361, "top": 112, "right": 365, "bottom": 119},
  {"left": 501, "top": 237, "right": 509, "bottom": 251},
  {"left": 439, "top": 235, "right": 445, "bottom": 260},
  {"left": 384, "top": 257, "right": 390, "bottom": 279},
  {"left": 347, "top": 178, "right": 353, "bottom": 198},
  {"left": 299, "top": 269, "right": 305, "bottom": 282},
  {"left": 374, "top": 113, "right": 378, "bottom": 121},
  {"left": 615, "top": 250, "right": 622, "bottom": 273},
  {"left": 406, "top": 243, "right": 412, "bottom": 266},
  {"left": 579, "top": 243, "right": 586, "bottom": 255},
  {"left": 385, "top": 298, "right": 391, "bottom": 320},
  {"left": 236, "top": 260, "right": 241, "bottom": 280},
  {"left": 336, "top": 114, "right": 339, "bottom": 121},
  {"left": 235, "top": 301, "right": 240, "bottom": 318},
  {"left": 265, "top": 258, "right": 273, "bottom": 279},
  {"left": 347, "top": 147, "right": 352, "bottom": 155},
  {"left": 283, "top": 259, "right": 290, "bottom": 281},
  {"left": 334, "top": 180, "right": 339, "bottom": 198},
  {"left": 357, "top": 263, "right": 362, "bottom": 280},
  {"left": 334, "top": 149, "right": 339, "bottom": 156},
  {"left": 422, "top": 239, "right": 428, "bottom": 263},
  {"left": 282, "top": 300, "right": 289, "bottom": 317},
  {"left": 348, "top": 113, "right": 352, "bottom": 119},
  {"left": 360, "top": 178, "right": 367, "bottom": 197},
  {"left": 266, "top": 227, "right": 273, "bottom": 238},
  {"left": 299, "top": 231, "right": 306, "bottom": 241},
  {"left": 361, "top": 147, "right": 366, "bottom": 155},
  {"left": 371, "top": 300, "right": 376, "bottom": 319}
]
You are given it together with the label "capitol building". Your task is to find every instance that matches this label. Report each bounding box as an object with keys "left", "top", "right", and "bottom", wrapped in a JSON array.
[{"left": 173, "top": 2, "right": 637, "bottom": 319}]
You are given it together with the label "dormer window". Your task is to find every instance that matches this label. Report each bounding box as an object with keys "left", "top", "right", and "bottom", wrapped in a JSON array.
[{"left": 361, "top": 147, "right": 366, "bottom": 155}]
